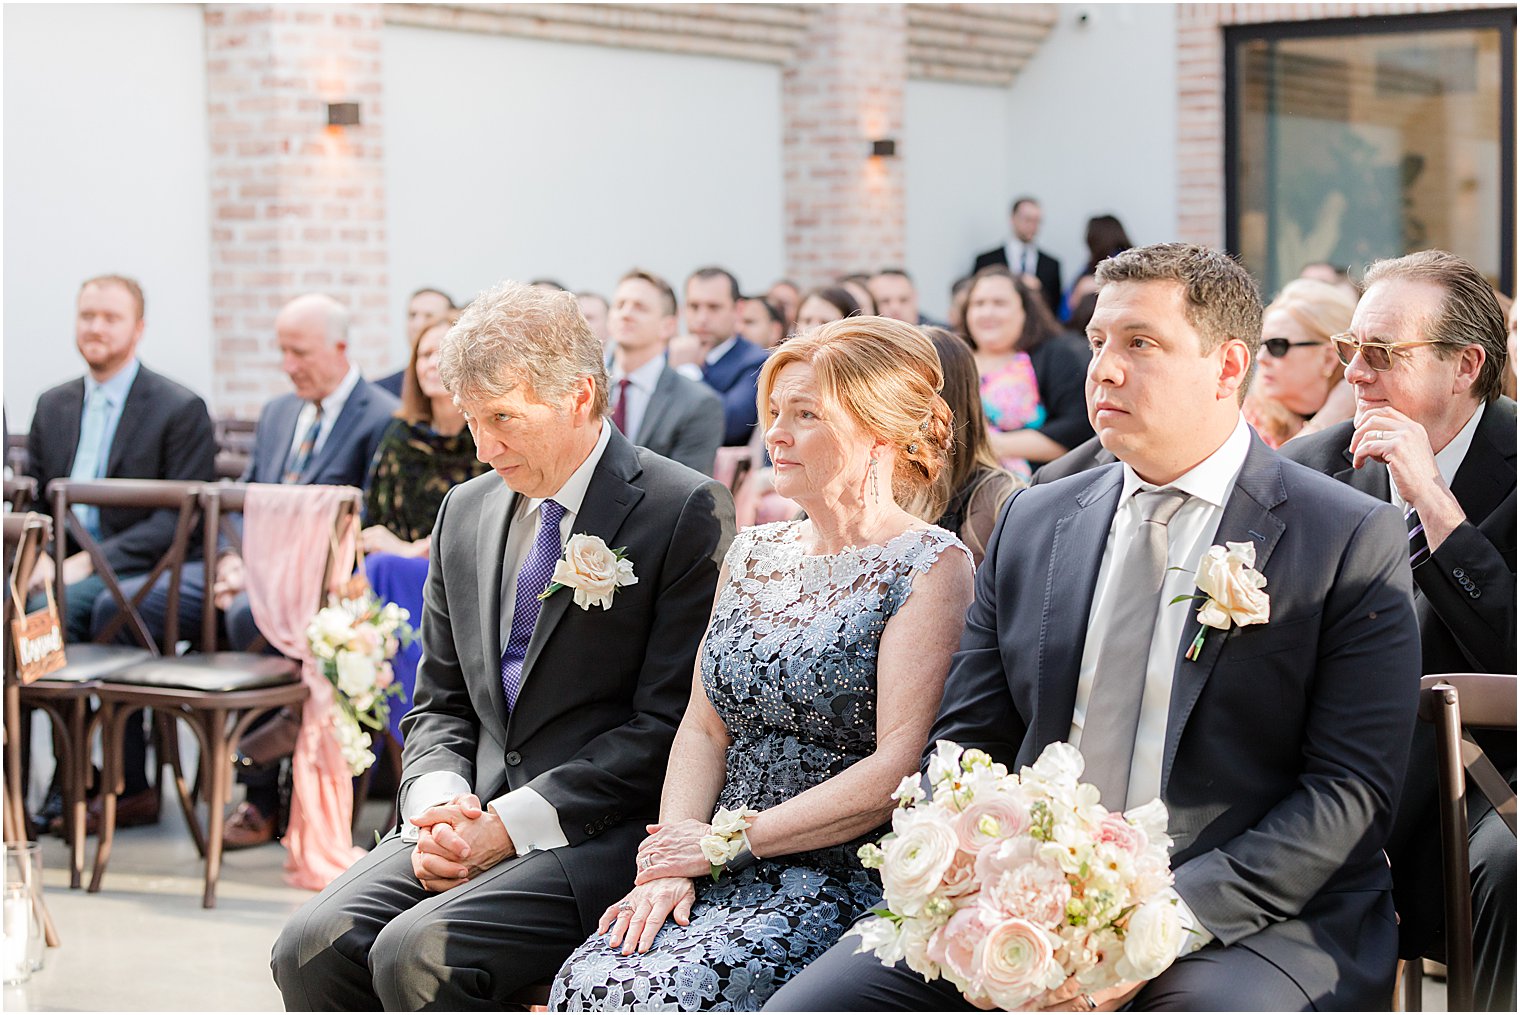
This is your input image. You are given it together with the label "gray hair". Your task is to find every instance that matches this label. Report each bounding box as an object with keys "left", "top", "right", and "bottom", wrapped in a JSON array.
[
  {"left": 1362, "top": 250, "right": 1508, "bottom": 402},
  {"left": 438, "top": 279, "right": 609, "bottom": 414},
  {"left": 280, "top": 293, "right": 350, "bottom": 346}
]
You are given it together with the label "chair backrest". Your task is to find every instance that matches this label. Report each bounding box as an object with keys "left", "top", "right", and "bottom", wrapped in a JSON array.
[
  {"left": 3, "top": 476, "right": 36, "bottom": 512},
  {"left": 4, "top": 434, "right": 28, "bottom": 478},
  {"left": 1415, "top": 672, "right": 1518, "bottom": 1011},
  {"left": 3, "top": 511, "right": 52, "bottom": 686},
  {"left": 713, "top": 445, "right": 752, "bottom": 494},
  {"left": 47, "top": 478, "right": 204, "bottom": 652},
  {"left": 198, "top": 482, "right": 363, "bottom": 650}
]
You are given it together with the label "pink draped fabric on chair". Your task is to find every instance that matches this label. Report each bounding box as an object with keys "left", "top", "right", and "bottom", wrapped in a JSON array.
[{"left": 242, "top": 483, "right": 366, "bottom": 890}]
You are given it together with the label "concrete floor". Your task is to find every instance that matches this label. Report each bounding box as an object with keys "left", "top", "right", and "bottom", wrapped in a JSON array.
[{"left": 3, "top": 793, "right": 397, "bottom": 1013}]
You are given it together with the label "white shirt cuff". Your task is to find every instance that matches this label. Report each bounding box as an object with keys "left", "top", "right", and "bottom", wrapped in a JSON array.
[
  {"left": 487, "top": 786, "right": 568, "bottom": 854},
  {"left": 399, "top": 771, "right": 472, "bottom": 842},
  {"left": 1174, "top": 893, "right": 1213, "bottom": 955},
  {"left": 673, "top": 362, "right": 704, "bottom": 383}
]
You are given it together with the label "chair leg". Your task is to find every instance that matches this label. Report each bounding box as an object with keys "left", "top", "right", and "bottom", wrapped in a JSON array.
[
  {"left": 66, "top": 700, "right": 90, "bottom": 889},
  {"left": 202, "top": 708, "right": 230, "bottom": 909},
  {"left": 166, "top": 711, "right": 208, "bottom": 859},
  {"left": 88, "top": 701, "right": 134, "bottom": 894},
  {"left": 1432, "top": 688, "right": 1475, "bottom": 1011},
  {"left": 1398, "top": 957, "right": 1422, "bottom": 1011}
]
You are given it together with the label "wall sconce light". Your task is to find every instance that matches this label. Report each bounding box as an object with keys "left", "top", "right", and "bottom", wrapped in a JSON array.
[
  {"left": 327, "top": 102, "right": 362, "bottom": 128},
  {"left": 869, "top": 138, "right": 898, "bottom": 158}
]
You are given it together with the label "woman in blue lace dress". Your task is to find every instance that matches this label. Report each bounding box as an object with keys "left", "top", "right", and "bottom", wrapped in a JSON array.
[{"left": 550, "top": 318, "right": 976, "bottom": 1011}]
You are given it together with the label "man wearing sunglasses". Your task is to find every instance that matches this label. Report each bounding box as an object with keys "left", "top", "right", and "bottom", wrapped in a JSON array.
[{"left": 1283, "top": 249, "right": 1515, "bottom": 1012}]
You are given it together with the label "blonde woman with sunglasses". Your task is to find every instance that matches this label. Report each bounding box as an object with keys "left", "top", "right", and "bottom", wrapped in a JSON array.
[{"left": 1243, "top": 278, "right": 1358, "bottom": 446}]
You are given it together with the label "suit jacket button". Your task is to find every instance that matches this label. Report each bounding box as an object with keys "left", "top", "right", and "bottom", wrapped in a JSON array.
[
  {"left": 1470, "top": 588, "right": 1481, "bottom": 598},
  {"left": 505, "top": 751, "right": 522, "bottom": 766},
  {"left": 1453, "top": 568, "right": 1466, "bottom": 578},
  {"left": 584, "top": 823, "right": 596, "bottom": 835}
]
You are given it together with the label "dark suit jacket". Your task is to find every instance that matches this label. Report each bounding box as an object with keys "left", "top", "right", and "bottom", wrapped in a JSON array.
[
  {"left": 243, "top": 377, "right": 398, "bottom": 487},
  {"left": 973, "top": 243, "right": 1062, "bottom": 318},
  {"left": 701, "top": 336, "right": 770, "bottom": 447},
  {"left": 929, "top": 436, "right": 1419, "bottom": 1007},
  {"left": 375, "top": 369, "right": 405, "bottom": 398},
  {"left": 634, "top": 366, "right": 725, "bottom": 477},
  {"left": 398, "top": 427, "right": 735, "bottom": 932},
  {"left": 1280, "top": 397, "right": 1516, "bottom": 956},
  {"left": 27, "top": 362, "right": 217, "bottom": 574},
  {"left": 1030, "top": 435, "right": 1115, "bottom": 485}
]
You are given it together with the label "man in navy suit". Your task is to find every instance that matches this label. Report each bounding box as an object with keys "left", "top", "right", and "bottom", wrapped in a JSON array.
[
  {"left": 670, "top": 266, "right": 769, "bottom": 446},
  {"left": 771, "top": 244, "right": 1419, "bottom": 1011},
  {"left": 98, "top": 292, "right": 398, "bottom": 846}
]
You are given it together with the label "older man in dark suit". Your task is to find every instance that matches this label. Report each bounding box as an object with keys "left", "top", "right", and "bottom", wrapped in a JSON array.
[
  {"left": 26, "top": 273, "right": 217, "bottom": 828},
  {"left": 271, "top": 280, "right": 734, "bottom": 1009},
  {"left": 771, "top": 243, "right": 1419, "bottom": 1012},
  {"left": 1282, "top": 250, "right": 1515, "bottom": 1012}
]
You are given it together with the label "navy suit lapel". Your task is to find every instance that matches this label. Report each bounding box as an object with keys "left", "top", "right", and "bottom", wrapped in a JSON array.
[
  {"left": 56, "top": 380, "right": 85, "bottom": 476},
  {"left": 1448, "top": 399, "right": 1516, "bottom": 524},
  {"left": 258, "top": 397, "right": 303, "bottom": 483},
  {"left": 476, "top": 480, "right": 517, "bottom": 738},
  {"left": 635, "top": 368, "right": 677, "bottom": 444},
  {"left": 302, "top": 379, "right": 368, "bottom": 483},
  {"left": 1160, "top": 437, "right": 1287, "bottom": 795},
  {"left": 1035, "top": 466, "right": 1123, "bottom": 750},
  {"left": 512, "top": 430, "right": 645, "bottom": 724},
  {"left": 1335, "top": 445, "right": 1390, "bottom": 502},
  {"left": 105, "top": 368, "right": 150, "bottom": 476}
]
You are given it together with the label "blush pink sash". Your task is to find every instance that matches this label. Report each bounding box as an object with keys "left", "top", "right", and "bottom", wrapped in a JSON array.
[{"left": 242, "top": 483, "right": 366, "bottom": 890}]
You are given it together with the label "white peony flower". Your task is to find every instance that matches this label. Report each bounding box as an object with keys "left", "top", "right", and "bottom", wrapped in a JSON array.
[
  {"left": 1116, "top": 894, "right": 1184, "bottom": 981},
  {"left": 335, "top": 650, "right": 377, "bottom": 700}
]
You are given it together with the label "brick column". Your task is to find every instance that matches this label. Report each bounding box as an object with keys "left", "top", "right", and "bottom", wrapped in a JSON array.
[
  {"left": 782, "top": 4, "right": 907, "bottom": 286},
  {"left": 204, "top": 3, "right": 389, "bottom": 418}
]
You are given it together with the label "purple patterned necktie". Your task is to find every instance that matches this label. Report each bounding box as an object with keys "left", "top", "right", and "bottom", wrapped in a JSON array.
[{"left": 501, "top": 498, "right": 566, "bottom": 712}]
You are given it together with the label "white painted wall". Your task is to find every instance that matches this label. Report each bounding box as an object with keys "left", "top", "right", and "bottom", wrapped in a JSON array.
[
  {"left": 904, "top": 79, "right": 1010, "bottom": 320},
  {"left": 382, "top": 25, "right": 786, "bottom": 362},
  {"left": 1003, "top": 5, "right": 1180, "bottom": 290},
  {"left": 3, "top": 3, "right": 213, "bottom": 431}
]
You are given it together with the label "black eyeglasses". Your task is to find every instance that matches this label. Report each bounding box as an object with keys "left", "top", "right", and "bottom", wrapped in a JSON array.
[
  {"left": 1260, "top": 338, "right": 1325, "bottom": 359},
  {"left": 1330, "top": 333, "right": 1443, "bottom": 372}
]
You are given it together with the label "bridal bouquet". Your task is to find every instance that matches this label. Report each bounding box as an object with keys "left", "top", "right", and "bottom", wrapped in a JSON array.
[
  {"left": 850, "top": 741, "right": 1184, "bottom": 1009},
  {"left": 306, "top": 592, "right": 415, "bottom": 775}
]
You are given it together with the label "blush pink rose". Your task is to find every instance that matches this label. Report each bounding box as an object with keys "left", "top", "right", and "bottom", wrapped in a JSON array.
[
  {"left": 926, "top": 906, "right": 995, "bottom": 985},
  {"left": 1096, "top": 814, "right": 1146, "bottom": 857}
]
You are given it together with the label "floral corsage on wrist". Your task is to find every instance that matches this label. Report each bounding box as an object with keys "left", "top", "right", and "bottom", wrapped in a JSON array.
[
  {"left": 1171, "top": 540, "right": 1270, "bottom": 660},
  {"left": 700, "top": 805, "right": 760, "bottom": 881}
]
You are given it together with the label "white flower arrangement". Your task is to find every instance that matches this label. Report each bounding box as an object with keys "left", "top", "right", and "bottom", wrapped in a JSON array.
[
  {"left": 305, "top": 591, "right": 416, "bottom": 776},
  {"left": 539, "top": 534, "right": 637, "bottom": 611},
  {"left": 850, "top": 741, "right": 1184, "bottom": 1011},
  {"left": 1171, "top": 540, "right": 1270, "bottom": 661},
  {"left": 699, "top": 805, "right": 759, "bottom": 879}
]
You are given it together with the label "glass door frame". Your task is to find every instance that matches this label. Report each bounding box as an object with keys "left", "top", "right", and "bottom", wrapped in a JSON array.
[{"left": 1224, "top": 7, "right": 1516, "bottom": 295}]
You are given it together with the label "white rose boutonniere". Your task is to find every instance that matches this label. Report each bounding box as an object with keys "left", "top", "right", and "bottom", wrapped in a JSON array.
[
  {"left": 1171, "top": 540, "right": 1270, "bottom": 660},
  {"left": 540, "top": 533, "right": 638, "bottom": 611}
]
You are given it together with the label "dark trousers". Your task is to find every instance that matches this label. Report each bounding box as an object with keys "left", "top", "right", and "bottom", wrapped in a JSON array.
[
  {"left": 764, "top": 935, "right": 1313, "bottom": 1012},
  {"left": 272, "top": 833, "right": 585, "bottom": 1010}
]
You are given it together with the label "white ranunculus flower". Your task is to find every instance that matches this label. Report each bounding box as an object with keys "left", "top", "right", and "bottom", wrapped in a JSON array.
[
  {"left": 549, "top": 534, "right": 637, "bottom": 610},
  {"left": 1116, "top": 894, "right": 1184, "bottom": 981},
  {"left": 1194, "top": 541, "right": 1269, "bottom": 630},
  {"left": 881, "top": 808, "right": 959, "bottom": 917},
  {"left": 335, "top": 650, "right": 377, "bottom": 699}
]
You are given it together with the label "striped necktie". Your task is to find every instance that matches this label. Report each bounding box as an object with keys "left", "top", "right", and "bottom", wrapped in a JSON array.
[
  {"left": 1405, "top": 505, "right": 1431, "bottom": 568},
  {"left": 282, "top": 404, "right": 323, "bottom": 483}
]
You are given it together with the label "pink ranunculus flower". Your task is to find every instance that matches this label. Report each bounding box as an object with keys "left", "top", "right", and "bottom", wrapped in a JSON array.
[
  {"left": 979, "top": 917, "right": 1064, "bottom": 1010},
  {"left": 926, "top": 905, "right": 996, "bottom": 987},
  {"left": 940, "top": 853, "right": 980, "bottom": 899},
  {"left": 1096, "top": 814, "right": 1146, "bottom": 856},
  {"left": 954, "top": 793, "right": 1029, "bottom": 854}
]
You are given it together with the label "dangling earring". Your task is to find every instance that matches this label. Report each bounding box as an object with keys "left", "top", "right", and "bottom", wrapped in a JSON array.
[{"left": 867, "top": 457, "right": 880, "bottom": 505}]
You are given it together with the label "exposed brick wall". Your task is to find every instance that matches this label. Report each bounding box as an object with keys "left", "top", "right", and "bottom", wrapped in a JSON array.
[
  {"left": 1175, "top": 2, "right": 1510, "bottom": 250},
  {"left": 204, "top": 3, "right": 390, "bottom": 418},
  {"left": 782, "top": 4, "right": 908, "bottom": 287}
]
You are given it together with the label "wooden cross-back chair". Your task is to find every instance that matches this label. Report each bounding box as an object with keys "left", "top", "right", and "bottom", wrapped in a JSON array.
[
  {"left": 2, "top": 510, "right": 61, "bottom": 948},
  {"left": 4, "top": 475, "right": 37, "bottom": 512},
  {"left": 89, "top": 482, "right": 362, "bottom": 907}
]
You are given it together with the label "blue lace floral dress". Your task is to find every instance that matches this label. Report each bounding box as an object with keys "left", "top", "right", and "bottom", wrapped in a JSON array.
[{"left": 549, "top": 520, "right": 969, "bottom": 1012}]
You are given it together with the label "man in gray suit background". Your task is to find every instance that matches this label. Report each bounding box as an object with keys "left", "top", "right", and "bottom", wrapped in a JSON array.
[
  {"left": 771, "top": 244, "right": 1419, "bottom": 1011},
  {"left": 272, "top": 280, "right": 734, "bottom": 1009},
  {"left": 606, "top": 268, "right": 725, "bottom": 476}
]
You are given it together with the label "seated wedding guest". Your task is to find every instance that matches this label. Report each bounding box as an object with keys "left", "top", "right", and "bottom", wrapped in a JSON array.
[
  {"left": 965, "top": 266, "right": 1092, "bottom": 477},
  {"left": 97, "top": 292, "right": 399, "bottom": 848},
  {"left": 869, "top": 267, "right": 942, "bottom": 327},
  {"left": 1298, "top": 261, "right": 1361, "bottom": 300},
  {"left": 378, "top": 287, "right": 454, "bottom": 397},
  {"left": 923, "top": 328, "right": 1021, "bottom": 565},
  {"left": 767, "top": 279, "right": 801, "bottom": 334},
  {"left": 1242, "top": 278, "right": 1355, "bottom": 447},
  {"left": 577, "top": 291, "right": 610, "bottom": 347},
  {"left": 670, "top": 266, "right": 769, "bottom": 447},
  {"left": 1282, "top": 250, "right": 1515, "bottom": 1012},
  {"left": 1067, "top": 213, "right": 1133, "bottom": 316},
  {"left": 794, "top": 286, "right": 860, "bottom": 332},
  {"left": 739, "top": 295, "right": 785, "bottom": 351},
  {"left": 772, "top": 241, "right": 1421, "bottom": 1013},
  {"left": 836, "top": 273, "right": 877, "bottom": 316},
  {"left": 607, "top": 268, "right": 725, "bottom": 475},
  {"left": 271, "top": 280, "right": 734, "bottom": 1010},
  {"left": 946, "top": 275, "right": 973, "bottom": 336},
  {"left": 27, "top": 273, "right": 217, "bottom": 832},
  {"left": 550, "top": 316, "right": 975, "bottom": 1011}
]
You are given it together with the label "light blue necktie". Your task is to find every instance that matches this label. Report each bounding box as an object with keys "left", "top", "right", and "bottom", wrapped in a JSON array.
[{"left": 69, "top": 387, "right": 111, "bottom": 537}]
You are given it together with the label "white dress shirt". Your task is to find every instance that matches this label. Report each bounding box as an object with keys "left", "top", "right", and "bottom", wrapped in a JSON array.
[
  {"left": 1004, "top": 239, "right": 1038, "bottom": 276},
  {"left": 1387, "top": 401, "right": 1483, "bottom": 515},
  {"left": 1068, "top": 415, "right": 1252, "bottom": 949},
  {"left": 284, "top": 364, "right": 361, "bottom": 465},
  {"left": 402, "top": 421, "right": 614, "bottom": 854},
  {"left": 610, "top": 354, "right": 666, "bottom": 443}
]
